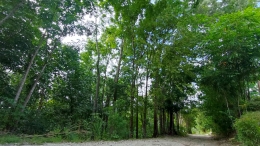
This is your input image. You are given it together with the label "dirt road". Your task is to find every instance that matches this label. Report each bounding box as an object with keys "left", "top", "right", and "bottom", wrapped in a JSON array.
[{"left": 3, "top": 135, "right": 237, "bottom": 146}]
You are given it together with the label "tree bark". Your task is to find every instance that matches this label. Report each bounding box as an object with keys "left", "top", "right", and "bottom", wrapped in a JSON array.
[
  {"left": 104, "top": 56, "right": 112, "bottom": 110},
  {"left": 163, "top": 109, "right": 166, "bottom": 134},
  {"left": 224, "top": 92, "right": 233, "bottom": 124},
  {"left": 257, "top": 81, "right": 260, "bottom": 95},
  {"left": 169, "top": 110, "right": 173, "bottom": 135},
  {"left": 135, "top": 85, "right": 138, "bottom": 139},
  {"left": 14, "top": 33, "right": 46, "bottom": 105},
  {"left": 130, "top": 37, "right": 135, "bottom": 138},
  {"left": 168, "top": 110, "right": 177, "bottom": 135},
  {"left": 21, "top": 63, "right": 47, "bottom": 111},
  {"left": 101, "top": 56, "right": 109, "bottom": 138},
  {"left": 143, "top": 67, "right": 149, "bottom": 138},
  {"left": 153, "top": 102, "right": 158, "bottom": 137},
  {"left": 113, "top": 39, "right": 124, "bottom": 104},
  {"left": 152, "top": 75, "right": 159, "bottom": 138},
  {"left": 21, "top": 40, "right": 58, "bottom": 112},
  {"left": 172, "top": 113, "right": 177, "bottom": 135},
  {"left": 20, "top": 42, "right": 61, "bottom": 121},
  {"left": 159, "top": 108, "right": 163, "bottom": 135},
  {"left": 102, "top": 56, "right": 110, "bottom": 111},
  {"left": 143, "top": 50, "right": 151, "bottom": 138},
  {"left": 130, "top": 88, "right": 134, "bottom": 138},
  {"left": 94, "top": 17, "right": 100, "bottom": 114},
  {"left": 104, "top": 68, "right": 113, "bottom": 127},
  {"left": 176, "top": 112, "right": 180, "bottom": 133}
]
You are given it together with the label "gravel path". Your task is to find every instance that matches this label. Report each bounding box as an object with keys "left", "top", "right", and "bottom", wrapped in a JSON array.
[{"left": 1, "top": 135, "right": 237, "bottom": 146}]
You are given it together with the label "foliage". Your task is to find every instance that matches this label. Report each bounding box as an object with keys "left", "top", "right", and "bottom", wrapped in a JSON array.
[
  {"left": 181, "top": 108, "right": 198, "bottom": 134},
  {"left": 197, "top": 7, "right": 260, "bottom": 136},
  {"left": 234, "top": 112, "right": 260, "bottom": 146},
  {"left": 90, "top": 115, "right": 104, "bottom": 140},
  {"left": 177, "top": 126, "right": 188, "bottom": 136},
  {"left": 107, "top": 112, "right": 129, "bottom": 140},
  {"left": 1, "top": 0, "right": 260, "bottom": 142},
  {"left": 18, "top": 111, "right": 49, "bottom": 134},
  {"left": 194, "top": 111, "right": 214, "bottom": 134},
  {"left": 247, "top": 97, "right": 260, "bottom": 111}
]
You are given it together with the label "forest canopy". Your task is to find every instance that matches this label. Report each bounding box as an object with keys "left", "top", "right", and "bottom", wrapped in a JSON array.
[{"left": 1, "top": 0, "right": 260, "bottom": 141}]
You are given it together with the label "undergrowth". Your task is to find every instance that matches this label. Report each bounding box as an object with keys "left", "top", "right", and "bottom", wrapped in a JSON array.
[{"left": 0, "top": 133, "right": 89, "bottom": 144}]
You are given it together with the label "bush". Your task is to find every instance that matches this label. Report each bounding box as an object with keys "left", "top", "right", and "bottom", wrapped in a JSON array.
[
  {"left": 107, "top": 112, "right": 128, "bottom": 140},
  {"left": 178, "top": 126, "right": 187, "bottom": 136},
  {"left": 234, "top": 111, "right": 260, "bottom": 146},
  {"left": 90, "top": 115, "right": 104, "bottom": 140},
  {"left": 247, "top": 98, "right": 260, "bottom": 111}
]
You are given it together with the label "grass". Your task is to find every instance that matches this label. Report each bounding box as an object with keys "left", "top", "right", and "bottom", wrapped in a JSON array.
[
  {"left": 0, "top": 134, "right": 88, "bottom": 145},
  {"left": 25, "top": 136, "right": 64, "bottom": 144},
  {"left": 0, "top": 135, "right": 21, "bottom": 144}
]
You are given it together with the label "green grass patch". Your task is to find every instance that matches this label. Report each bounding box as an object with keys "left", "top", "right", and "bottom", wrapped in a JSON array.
[
  {"left": 0, "top": 135, "right": 21, "bottom": 144},
  {"left": 0, "top": 134, "right": 87, "bottom": 144},
  {"left": 25, "top": 136, "right": 64, "bottom": 144}
]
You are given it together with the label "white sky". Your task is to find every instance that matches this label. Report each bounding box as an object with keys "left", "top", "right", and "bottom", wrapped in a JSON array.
[{"left": 61, "top": 14, "right": 96, "bottom": 49}]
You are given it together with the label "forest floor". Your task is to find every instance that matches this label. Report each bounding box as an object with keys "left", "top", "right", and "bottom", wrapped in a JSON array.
[{"left": 1, "top": 134, "right": 239, "bottom": 146}]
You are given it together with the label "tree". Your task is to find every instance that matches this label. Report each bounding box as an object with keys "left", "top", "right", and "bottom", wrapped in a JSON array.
[
  {"left": 0, "top": 0, "right": 27, "bottom": 26},
  {"left": 198, "top": 7, "right": 260, "bottom": 135}
]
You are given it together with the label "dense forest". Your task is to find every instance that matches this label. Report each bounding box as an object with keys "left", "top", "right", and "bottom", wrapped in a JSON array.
[{"left": 1, "top": 0, "right": 260, "bottom": 144}]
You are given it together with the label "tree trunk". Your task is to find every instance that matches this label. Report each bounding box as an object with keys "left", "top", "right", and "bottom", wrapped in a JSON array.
[
  {"left": 101, "top": 56, "right": 110, "bottom": 135},
  {"left": 162, "top": 108, "right": 166, "bottom": 134},
  {"left": 168, "top": 112, "right": 170, "bottom": 133},
  {"left": 103, "top": 96, "right": 111, "bottom": 130},
  {"left": 169, "top": 111, "right": 173, "bottom": 135},
  {"left": 153, "top": 104, "right": 158, "bottom": 137},
  {"left": 152, "top": 75, "right": 159, "bottom": 138},
  {"left": 143, "top": 67, "right": 149, "bottom": 138},
  {"left": 257, "top": 81, "right": 260, "bottom": 95},
  {"left": 224, "top": 92, "right": 233, "bottom": 125},
  {"left": 142, "top": 49, "right": 151, "bottom": 138},
  {"left": 176, "top": 112, "right": 180, "bottom": 133},
  {"left": 246, "top": 81, "right": 250, "bottom": 101},
  {"left": 135, "top": 87, "right": 138, "bottom": 139},
  {"left": 102, "top": 56, "right": 110, "bottom": 109},
  {"left": 104, "top": 77, "right": 112, "bottom": 129},
  {"left": 21, "top": 40, "right": 58, "bottom": 111},
  {"left": 113, "top": 39, "right": 124, "bottom": 104},
  {"left": 130, "top": 39, "right": 135, "bottom": 139},
  {"left": 104, "top": 55, "right": 111, "bottom": 110},
  {"left": 21, "top": 63, "right": 47, "bottom": 112},
  {"left": 172, "top": 113, "right": 177, "bottom": 135},
  {"left": 169, "top": 110, "right": 177, "bottom": 135},
  {"left": 130, "top": 94, "right": 134, "bottom": 138},
  {"left": 159, "top": 108, "right": 163, "bottom": 135},
  {"left": 0, "top": 0, "right": 25, "bottom": 26},
  {"left": 94, "top": 17, "right": 100, "bottom": 114},
  {"left": 14, "top": 34, "right": 46, "bottom": 105}
]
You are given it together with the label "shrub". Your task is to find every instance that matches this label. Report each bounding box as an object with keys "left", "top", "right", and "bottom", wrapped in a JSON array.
[
  {"left": 247, "top": 98, "right": 260, "bottom": 111},
  {"left": 107, "top": 112, "right": 128, "bottom": 139},
  {"left": 234, "top": 111, "right": 260, "bottom": 146},
  {"left": 178, "top": 126, "right": 187, "bottom": 136},
  {"left": 90, "top": 115, "right": 104, "bottom": 140}
]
